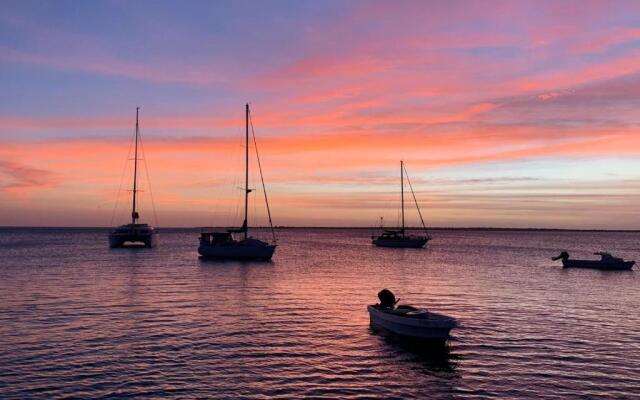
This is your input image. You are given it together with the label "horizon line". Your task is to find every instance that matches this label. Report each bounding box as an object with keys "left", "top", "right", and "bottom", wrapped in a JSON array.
[{"left": 1, "top": 225, "right": 639, "bottom": 233}]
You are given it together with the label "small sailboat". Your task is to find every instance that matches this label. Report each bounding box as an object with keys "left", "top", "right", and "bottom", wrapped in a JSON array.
[
  {"left": 198, "top": 104, "right": 277, "bottom": 261},
  {"left": 109, "top": 107, "right": 158, "bottom": 248},
  {"left": 368, "top": 289, "right": 457, "bottom": 343},
  {"left": 372, "top": 161, "right": 431, "bottom": 248},
  {"left": 552, "top": 251, "right": 635, "bottom": 270}
]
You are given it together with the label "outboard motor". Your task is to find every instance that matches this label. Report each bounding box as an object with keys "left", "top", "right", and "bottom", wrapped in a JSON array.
[
  {"left": 378, "top": 289, "right": 397, "bottom": 309},
  {"left": 552, "top": 251, "right": 569, "bottom": 261}
]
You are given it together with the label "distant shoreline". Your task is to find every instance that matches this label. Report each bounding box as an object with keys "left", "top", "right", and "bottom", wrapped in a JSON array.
[{"left": 1, "top": 226, "right": 639, "bottom": 233}]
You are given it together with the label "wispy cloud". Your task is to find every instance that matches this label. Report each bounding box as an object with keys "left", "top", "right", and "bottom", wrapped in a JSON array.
[{"left": 0, "top": 160, "right": 55, "bottom": 195}]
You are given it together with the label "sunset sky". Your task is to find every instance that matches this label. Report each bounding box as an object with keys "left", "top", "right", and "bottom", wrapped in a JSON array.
[{"left": 2, "top": 0, "right": 640, "bottom": 228}]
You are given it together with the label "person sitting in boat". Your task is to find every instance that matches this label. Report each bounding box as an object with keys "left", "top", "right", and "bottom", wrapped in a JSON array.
[{"left": 377, "top": 289, "right": 399, "bottom": 309}]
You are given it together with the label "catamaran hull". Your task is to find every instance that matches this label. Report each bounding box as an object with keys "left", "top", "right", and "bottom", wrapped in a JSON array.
[
  {"left": 562, "top": 259, "right": 634, "bottom": 270},
  {"left": 368, "top": 306, "right": 456, "bottom": 342},
  {"left": 372, "top": 238, "right": 429, "bottom": 248},
  {"left": 198, "top": 245, "right": 276, "bottom": 261},
  {"left": 109, "top": 232, "right": 157, "bottom": 248}
]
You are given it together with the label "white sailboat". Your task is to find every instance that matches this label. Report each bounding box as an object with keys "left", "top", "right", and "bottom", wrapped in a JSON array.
[
  {"left": 198, "top": 104, "right": 277, "bottom": 261},
  {"left": 372, "top": 161, "right": 431, "bottom": 248},
  {"left": 109, "top": 107, "right": 158, "bottom": 248}
]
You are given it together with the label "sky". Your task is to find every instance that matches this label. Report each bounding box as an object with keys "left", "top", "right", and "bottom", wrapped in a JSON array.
[{"left": 1, "top": 0, "right": 640, "bottom": 229}]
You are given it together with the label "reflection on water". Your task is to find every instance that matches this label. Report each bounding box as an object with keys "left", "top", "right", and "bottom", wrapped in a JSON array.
[
  {"left": 0, "top": 228, "right": 639, "bottom": 399},
  {"left": 371, "top": 326, "right": 457, "bottom": 371}
]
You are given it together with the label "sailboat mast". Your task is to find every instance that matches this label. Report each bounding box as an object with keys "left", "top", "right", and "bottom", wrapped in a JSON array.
[
  {"left": 131, "top": 107, "right": 139, "bottom": 225},
  {"left": 243, "top": 103, "right": 249, "bottom": 240},
  {"left": 401, "top": 160, "right": 404, "bottom": 236}
]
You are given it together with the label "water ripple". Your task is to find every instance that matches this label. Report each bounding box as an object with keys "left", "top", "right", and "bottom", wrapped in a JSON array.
[{"left": 0, "top": 228, "right": 639, "bottom": 399}]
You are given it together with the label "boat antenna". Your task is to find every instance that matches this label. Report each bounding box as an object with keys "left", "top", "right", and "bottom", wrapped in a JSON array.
[
  {"left": 243, "top": 103, "right": 251, "bottom": 240},
  {"left": 403, "top": 164, "right": 428, "bottom": 235},
  {"left": 248, "top": 106, "right": 277, "bottom": 243},
  {"left": 401, "top": 160, "right": 405, "bottom": 237},
  {"left": 131, "top": 107, "right": 140, "bottom": 225}
]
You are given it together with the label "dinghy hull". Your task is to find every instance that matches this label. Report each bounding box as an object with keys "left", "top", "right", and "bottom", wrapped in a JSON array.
[{"left": 367, "top": 305, "right": 457, "bottom": 342}]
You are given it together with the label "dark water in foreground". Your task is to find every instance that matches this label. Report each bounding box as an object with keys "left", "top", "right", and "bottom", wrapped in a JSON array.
[{"left": 0, "top": 228, "right": 639, "bottom": 399}]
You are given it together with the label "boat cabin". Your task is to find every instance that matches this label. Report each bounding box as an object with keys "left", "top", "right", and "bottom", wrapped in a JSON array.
[
  {"left": 113, "top": 223, "right": 152, "bottom": 235},
  {"left": 377, "top": 230, "right": 404, "bottom": 240},
  {"left": 200, "top": 231, "right": 234, "bottom": 245}
]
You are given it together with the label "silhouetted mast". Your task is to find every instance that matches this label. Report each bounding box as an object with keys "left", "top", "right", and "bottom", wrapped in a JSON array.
[
  {"left": 401, "top": 160, "right": 405, "bottom": 237},
  {"left": 131, "top": 107, "right": 140, "bottom": 225},
  {"left": 243, "top": 103, "right": 250, "bottom": 240}
]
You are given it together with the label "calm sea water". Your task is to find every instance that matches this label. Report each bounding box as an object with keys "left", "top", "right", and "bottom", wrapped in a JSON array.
[{"left": 0, "top": 228, "right": 639, "bottom": 399}]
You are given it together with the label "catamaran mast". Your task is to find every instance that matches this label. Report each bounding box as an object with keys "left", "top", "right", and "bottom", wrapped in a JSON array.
[
  {"left": 401, "top": 160, "right": 405, "bottom": 237},
  {"left": 131, "top": 107, "right": 140, "bottom": 225},
  {"left": 243, "top": 103, "right": 250, "bottom": 240}
]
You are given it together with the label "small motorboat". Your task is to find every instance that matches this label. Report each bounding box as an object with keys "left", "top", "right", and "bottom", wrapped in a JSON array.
[
  {"left": 552, "top": 251, "right": 635, "bottom": 270},
  {"left": 368, "top": 289, "right": 457, "bottom": 342}
]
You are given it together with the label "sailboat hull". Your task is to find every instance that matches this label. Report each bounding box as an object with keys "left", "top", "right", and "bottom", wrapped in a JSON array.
[
  {"left": 109, "top": 224, "right": 157, "bottom": 248},
  {"left": 198, "top": 240, "right": 276, "bottom": 261},
  {"left": 198, "top": 245, "right": 276, "bottom": 260},
  {"left": 372, "top": 237, "right": 429, "bottom": 248}
]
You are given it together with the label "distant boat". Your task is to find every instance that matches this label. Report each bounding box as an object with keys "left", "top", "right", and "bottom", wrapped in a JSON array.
[
  {"left": 198, "top": 104, "right": 277, "bottom": 261},
  {"left": 368, "top": 289, "right": 457, "bottom": 342},
  {"left": 372, "top": 161, "right": 431, "bottom": 248},
  {"left": 552, "top": 251, "right": 635, "bottom": 270},
  {"left": 109, "top": 108, "right": 157, "bottom": 248}
]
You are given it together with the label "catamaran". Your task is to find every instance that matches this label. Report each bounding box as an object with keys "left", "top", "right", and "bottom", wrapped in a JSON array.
[
  {"left": 109, "top": 107, "right": 157, "bottom": 248},
  {"left": 198, "top": 104, "right": 277, "bottom": 261},
  {"left": 372, "top": 161, "right": 431, "bottom": 248}
]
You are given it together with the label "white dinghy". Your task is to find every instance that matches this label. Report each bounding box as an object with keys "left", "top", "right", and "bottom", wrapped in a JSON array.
[{"left": 368, "top": 289, "right": 457, "bottom": 343}]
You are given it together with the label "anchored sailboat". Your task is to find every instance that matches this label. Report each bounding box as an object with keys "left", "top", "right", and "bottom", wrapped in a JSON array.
[
  {"left": 109, "top": 107, "right": 158, "bottom": 248},
  {"left": 198, "top": 104, "right": 277, "bottom": 261},
  {"left": 372, "top": 161, "right": 431, "bottom": 248}
]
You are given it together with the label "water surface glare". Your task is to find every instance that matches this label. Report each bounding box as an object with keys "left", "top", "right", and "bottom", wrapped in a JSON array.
[{"left": 1, "top": 228, "right": 639, "bottom": 399}]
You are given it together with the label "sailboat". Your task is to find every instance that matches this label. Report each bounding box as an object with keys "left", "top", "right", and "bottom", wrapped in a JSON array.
[
  {"left": 109, "top": 107, "right": 158, "bottom": 248},
  {"left": 372, "top": 161, "right": 431, "bottom": 248},
  {"left": 198, "top": 104, "right": 277, "bottom": 261}
]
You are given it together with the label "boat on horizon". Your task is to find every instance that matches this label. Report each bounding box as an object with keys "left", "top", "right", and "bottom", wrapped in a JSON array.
[
  {"left": 552, "top": 251, "right": 635, "bottom": 270},
  {"left": 368, "top": 289, "right": 457, "bottom": 343},
  {"left": 109, "top": 107, "right": 157, "bottom": 248},
  {"left": 198, "top": 104, "right": 277, "bottom": 261},
  {"left": 372, "top": 161, "right": 431, "bottom": 248}
]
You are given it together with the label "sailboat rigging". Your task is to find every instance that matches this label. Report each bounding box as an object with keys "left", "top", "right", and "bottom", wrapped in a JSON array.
[
  {"left": 109, "top": 107, "right": 158, "bottom": 248},
  {"left": 198, "top": 104, "right": 277, "bottom": 261},
  {"left": 372, "top": 161, "right": 431, "bottom": 248}
]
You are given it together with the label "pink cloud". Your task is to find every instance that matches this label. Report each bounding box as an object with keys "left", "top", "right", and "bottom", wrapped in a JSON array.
[{"left": 0, "top": 159, "right": 56, "bottom": 196}]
